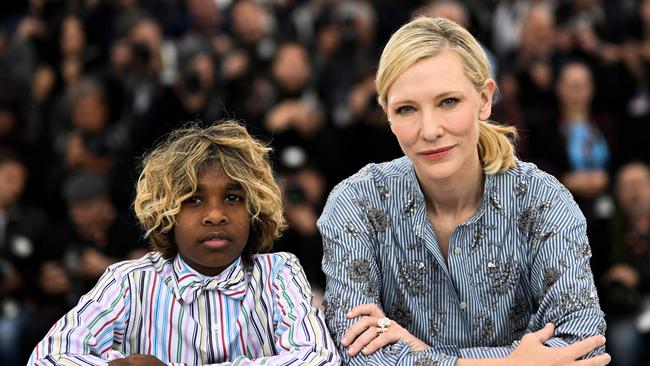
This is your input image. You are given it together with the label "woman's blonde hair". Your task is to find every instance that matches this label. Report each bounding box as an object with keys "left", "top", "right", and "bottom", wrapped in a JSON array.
[
  {"left": 376, "top": 16, "right": 517, "bottom": 174},
  {"left": 133, "top": 120, "right": 287, "bottom": 258}
]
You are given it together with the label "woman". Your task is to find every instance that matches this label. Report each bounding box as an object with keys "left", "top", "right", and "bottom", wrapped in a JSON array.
[{"left": 317, "top": 17, "right": 610, "bottom": 365}]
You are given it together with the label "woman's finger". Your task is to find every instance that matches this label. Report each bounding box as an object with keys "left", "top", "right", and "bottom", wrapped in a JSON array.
[
  {"left": 574, "top": 352, "right": 611, "bottom": 366},
  {"left": 346, "top": 303, "right": 384, "bottom": 319},
  {"left": 529, "top": 323, "right": 555, "bottom": 342},
  {"left": 347, "top": 327, "right": 382, "bottom": 357},
  {"left": 362, "top": 325, "right": 404, "bottom": 356},
  {"left": 341, "top": 316, "right": 377, "bottom": 347},
  {"left": 563, "top": 335, "right": 607, "bottom": 360}
]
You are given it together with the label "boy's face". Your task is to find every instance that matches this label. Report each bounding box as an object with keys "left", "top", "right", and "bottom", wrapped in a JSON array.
[{"left": 174, "top": 161, "right": 251, "bottom": 276}]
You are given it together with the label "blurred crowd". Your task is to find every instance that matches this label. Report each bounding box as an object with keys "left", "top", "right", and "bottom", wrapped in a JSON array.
[{"left": 0, "top": 0, "right": 649, "bottom": 365}]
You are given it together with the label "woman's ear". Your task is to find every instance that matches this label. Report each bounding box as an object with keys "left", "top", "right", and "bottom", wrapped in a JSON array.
[{"left": 479, "top": 79, "right": 496, "bottom": 121}]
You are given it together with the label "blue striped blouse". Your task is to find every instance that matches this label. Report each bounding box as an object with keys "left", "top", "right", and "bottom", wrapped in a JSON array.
[{"left": 318, "top": 156, "right": 606, "bottom": 365}]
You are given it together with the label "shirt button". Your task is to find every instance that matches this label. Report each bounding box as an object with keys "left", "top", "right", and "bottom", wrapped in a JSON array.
[
  {"left": 454, "top": 247, "right": 462, "bottom": 255},
  {"left": 212, "top": 324, "right": 220, "bottom": 333},
  {"left": 459, "top": 301, "right": 467, "bottom": 310}
]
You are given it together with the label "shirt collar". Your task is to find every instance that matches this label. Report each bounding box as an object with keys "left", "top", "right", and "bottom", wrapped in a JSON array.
[
  {"left": 404, "top": 158, "right": 497, "bottom": 225},
  {"left": 171, "top": 255, "right": 248, "bottom": 304}
]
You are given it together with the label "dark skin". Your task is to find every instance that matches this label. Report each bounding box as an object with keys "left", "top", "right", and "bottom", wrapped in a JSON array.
[
  {"left": 109, "top": 355, "right": 165, "bottom": 366},
  {"left": 109, "top": 162, "right": 250, "bottom": 365}
]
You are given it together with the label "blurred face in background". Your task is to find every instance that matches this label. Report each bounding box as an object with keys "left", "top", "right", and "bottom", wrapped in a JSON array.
[
  {"left": 71, "top": 93, "right": 108, "bottom": 133},
  {"left": 616, "top": 163, "right": 650, "bottom": 219},
  {"left": 68, "top": 196, "right": 112, "bottom": 237},
  {"left": 60, "top": 15, "right": 85, "bottom": 58},
  {"left": 0, "top": 160, "right": 26, "bottom": 208},
  {"left": 272, "top": 43, "right": 310, "bottom": 94},
  {"left": 231, "top": 0, "right": 268, "bottom": 45},
  {"left": 557, "top": 63, "right": 594, "bottom": 111},
  {"left": 521, "top": 6, "right": 556, "bottom": 58}
]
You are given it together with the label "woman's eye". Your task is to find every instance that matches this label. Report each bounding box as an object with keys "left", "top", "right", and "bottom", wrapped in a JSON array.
[
  {"left": 395, "top": 105, "right": 414, "bottom": 114},
  {"left": 440, "top": 98, "right": 459, "bottom": 107}
]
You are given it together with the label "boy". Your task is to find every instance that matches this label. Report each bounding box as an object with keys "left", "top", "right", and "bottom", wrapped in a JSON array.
[{"left": 28, "top": 121, "right": 340, "bottom": 365}]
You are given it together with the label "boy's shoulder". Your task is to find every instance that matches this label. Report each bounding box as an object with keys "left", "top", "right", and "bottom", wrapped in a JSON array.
[
  {"left": 250, "top": 252, "right": 299, "bottom": 270},
  {"left": 107, "top": 251, "right": 171, "bottom": 278}
]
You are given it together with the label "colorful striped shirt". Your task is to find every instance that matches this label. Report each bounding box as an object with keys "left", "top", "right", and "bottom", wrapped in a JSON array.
[
  {"left": 318, "top": 156, "right": 606, "bottom": 365},
  {"left": 28, "top": 251, "right": 340, "bottom": 365}
]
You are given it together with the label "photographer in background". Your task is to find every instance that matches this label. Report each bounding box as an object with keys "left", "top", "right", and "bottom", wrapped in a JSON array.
[
  {"left": 602, "top": 161, "right": 650, "bottom": 366},
  {"left": 273, "top": 147, "right": 327, "bottom": 306},
  {"left": 34, "top": 170, "right": 146, "bottom": 331},
  {"left": 0, "top": 148, "right": 49, "bottom": 366}
]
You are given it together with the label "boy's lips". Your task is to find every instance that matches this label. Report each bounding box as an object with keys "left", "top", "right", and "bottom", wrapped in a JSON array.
[{"left": 198, "top": 231, "right": 232, "bottom": 248}]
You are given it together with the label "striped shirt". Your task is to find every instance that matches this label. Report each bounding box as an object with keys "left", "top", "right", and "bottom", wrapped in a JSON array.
[
  {"left": 317, "top": 156, "right": 606, "bottom": 365},
  {"left": 28, "top": 251, "right": 340, "bottom": 365}
]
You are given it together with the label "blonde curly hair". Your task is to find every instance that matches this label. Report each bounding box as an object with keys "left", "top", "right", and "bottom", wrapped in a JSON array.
[{"left": 133, "top": 120, "right": 287, "bottom": 258}]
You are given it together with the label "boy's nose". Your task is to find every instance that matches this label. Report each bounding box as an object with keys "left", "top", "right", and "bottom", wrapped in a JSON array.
[{"left": 202, "top": 205, "right": 228, "bottom": 226}]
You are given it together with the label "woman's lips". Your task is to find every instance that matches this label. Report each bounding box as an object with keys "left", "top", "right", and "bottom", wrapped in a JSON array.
[{"left": 419, "top": 146, "right": 454, "bottom": 161}]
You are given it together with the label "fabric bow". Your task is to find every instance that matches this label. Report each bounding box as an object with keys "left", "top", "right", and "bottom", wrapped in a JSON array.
[{"left": 174, "top": 256, "right": 249, "bottom": 304}]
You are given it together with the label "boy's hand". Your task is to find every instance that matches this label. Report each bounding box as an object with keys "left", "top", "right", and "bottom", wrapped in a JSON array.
[{"left": 109, "top": 355, "right": 166, "bottom": 366}]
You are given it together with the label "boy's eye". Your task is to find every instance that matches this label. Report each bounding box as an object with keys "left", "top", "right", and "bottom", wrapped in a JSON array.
[
  {"left": 440, "top": 97, "right": 459, "bottom": 107},
  {"left": 225, "top": 194, "right": 244, "bottom": 202},
  {"left": 183, "top": 196, "right": 202, "bottom": 205}
]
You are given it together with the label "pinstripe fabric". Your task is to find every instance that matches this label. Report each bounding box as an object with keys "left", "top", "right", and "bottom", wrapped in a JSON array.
[
  {"left": 318, "top": 156, "right": 606, "bottom": 365},
  {"left": 28, "top": 252, "right": 340, "bottom": 366}
]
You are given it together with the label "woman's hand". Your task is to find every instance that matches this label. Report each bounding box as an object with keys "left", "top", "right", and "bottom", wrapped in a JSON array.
[
  {"left": 341, "top": 303, "right": 430, "bottom": 357},
  {"left": 504, "top": 323, "right": 610, "bottom": 366}
]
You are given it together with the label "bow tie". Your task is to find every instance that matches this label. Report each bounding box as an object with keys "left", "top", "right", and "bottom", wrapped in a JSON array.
[{"left": 174, "top": 257, "right": 249, "bottom": 304}]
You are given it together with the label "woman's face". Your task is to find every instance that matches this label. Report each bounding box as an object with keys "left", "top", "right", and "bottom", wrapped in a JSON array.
[{"left": 386, "top": 50, "right": 494, "bottom": 183}]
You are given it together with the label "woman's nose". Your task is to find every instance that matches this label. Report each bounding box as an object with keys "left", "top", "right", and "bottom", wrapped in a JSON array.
[{"left": 420, "top": 109, "right": 444, "bottom": 140}]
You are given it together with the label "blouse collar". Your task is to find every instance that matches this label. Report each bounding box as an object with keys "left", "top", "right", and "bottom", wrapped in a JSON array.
[{"left": 169, "top": 255, "right": 249, "bottom": 304}]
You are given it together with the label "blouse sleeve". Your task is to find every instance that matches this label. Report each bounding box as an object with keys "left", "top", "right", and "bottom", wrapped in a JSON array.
[
  {"left": 317, "top": 182, "right": 460, "bottom": 366},
  {"left": 526, "top": 186, "right": 606, "bottom": 357},
  {"left": 27, "top": 266, "right": 131, "bottom": 366}
]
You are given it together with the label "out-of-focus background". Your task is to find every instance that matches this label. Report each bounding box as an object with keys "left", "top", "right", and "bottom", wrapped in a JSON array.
[{"left": 1, "top": 0, "right": 649, "bottom": 365}]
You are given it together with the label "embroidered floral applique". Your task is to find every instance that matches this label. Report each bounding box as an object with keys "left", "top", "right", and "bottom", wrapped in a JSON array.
[
  {"left": 515, "top": 180, "right": 528, "bottom": 197},
  {"left": 322, "top": 293, "right": 350, "bottom": 336},
  {"left": 541, "top": 266, "right": 563, "bottom": 297},
  {"left": 470, "top": 224, "right": 485, "bottom": 254},
  {"left": 556, "top": 287, "right": 600, "bottom": 314},
  {"left": 343, "top": 220, "right": 361, "bottom": 237},
  {"left": 398, "top": 260, "right": 429, "bottom": 296},
  {"left": 489, "top": 190, "right": 504, "bottom": 213},
  {"left": 377, "top": 184, "right": 389, "bottom": 201},
  {"left": 486, "top": 257, "right": 519, "bottom": 296},
  {"left": 347, "top": 259, "right": 371, "bottom": 283},
  {"left": 428, "top": 308, "right": 448, "bottom": 342},
  {"left": 387, "top": 299, "right": 413, "bottom": 329},
  {"left": 404, "top": 197, "right": 417, "bottom": 217},
  {"left": 508, "top": 292, "right": 529, "bottom": 335}
]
